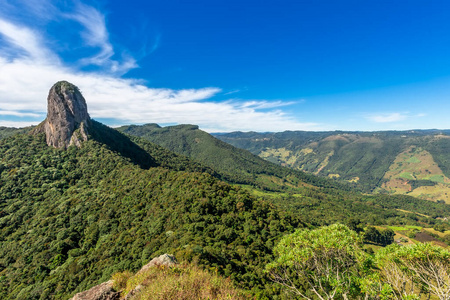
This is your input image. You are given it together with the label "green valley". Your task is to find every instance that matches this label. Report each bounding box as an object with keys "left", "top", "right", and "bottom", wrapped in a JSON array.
[{"left": 215, "top": 130, "right": 450, "bottom": 202}]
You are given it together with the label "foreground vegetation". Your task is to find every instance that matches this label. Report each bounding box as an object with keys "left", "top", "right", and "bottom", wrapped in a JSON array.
[
  {"left": 267, "top": 224, "right": 450, "bottom": 299},
  {"left": 113, "top": 262, "right": 248, "bottom": 300}
]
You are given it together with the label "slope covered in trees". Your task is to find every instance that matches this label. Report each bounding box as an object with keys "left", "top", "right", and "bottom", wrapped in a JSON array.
[
  {"left": 0, "top": 126, "right": 30, "bottom": 139},
  {"left": 117, "top": 124, "right": 348, "bottom": 191},
  {"left": 0, "top": 124, "right": 303, "bottom": 299},
  {"left": 117, "top": 124, "right": 450, "bottom": 226}
]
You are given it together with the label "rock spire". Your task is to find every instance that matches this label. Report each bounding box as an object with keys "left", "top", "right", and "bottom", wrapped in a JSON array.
[{"left": 35, "top": 81, "right": 91, "bottom": 148}]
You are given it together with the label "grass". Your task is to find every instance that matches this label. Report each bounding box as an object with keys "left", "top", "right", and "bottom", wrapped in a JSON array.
[
  {"left": 405, "top": 225, "right": 422, "bottom": 230},
  {"left": 396, "top": 208, "right": 430, "bottom": 218},
  {"left": 423, "top": 228, "right": 450, "bottom": 238},
  {"left": 387, "top": 226, "right": 408, "bottom": 231},
  {"left": 407, "top": 156, "right": 421, "bottom": 163},
  {"left": 399, "top": 172, "right": 414, "bottom": 180},
  {"left": 429, "top": 174, "right": 446, "bottom": 184},
  {"left": 114, "top": 263, "right": 248, "bottom": 300}
]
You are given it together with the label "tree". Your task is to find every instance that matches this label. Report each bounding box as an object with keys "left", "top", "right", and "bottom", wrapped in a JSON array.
[
  {"left": 363, "top": 226, "right": 394, "bottom": 246},
  {"left": 376, "top": 243, "right": 450, "bottom": 300},
  {"left": 266, "top": 224, "right": 367, "bottom": 299}
]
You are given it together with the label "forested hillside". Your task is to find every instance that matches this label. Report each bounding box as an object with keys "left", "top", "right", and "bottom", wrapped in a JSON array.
[
  {"left": 117, "top": 123, "right": 450, "bottom": 226},
  {"left": 0, "top": 126, "right": 30, "bottom": 139},
  {"left": 214, "top": 130, "right": 450, "bottom": 201},
  {"left": 0, "top": 124, "right": 303, "bottom": 299},
  {"left": 117, "top": 123, "right": 345, "bottom": 191}
]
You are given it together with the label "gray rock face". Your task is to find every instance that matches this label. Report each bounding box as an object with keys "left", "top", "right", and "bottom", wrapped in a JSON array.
[
  {"left": 35, "top": 81, "right": 90, "bottom": 148},
  {"left": 70, "top": 280, "right": 119, "bottom": 300},
  {"left": 137, "top": 254, "right": 178, "bottom": 274}
]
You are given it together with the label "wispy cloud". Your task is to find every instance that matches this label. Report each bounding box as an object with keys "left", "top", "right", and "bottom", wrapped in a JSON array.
[
  {"left": 224, "top": 89, "right": 241, "bottom": 95},
  {"left": 68, "top": 2, "right": 113, "bottom": 61},
  {"left": 65, "top": 1, "right": 137, "bottom": 73},
  {"left": 366, "top": 112, "right": 408, "bottom": 123},
  {"left": 0, "top": 120, "right": 38, "bottom": 128},
  {"left": 239, "top": 100, "right": 298, "bottom": 110},
  {"left": 0, "top": 110, "right": 41, "bottom": 117},
  {"left": 0, "top": 19, "right": 56, "bottom": 62},
  {"left": 0, "top": 1, "right": 319, "bottom": 132}
]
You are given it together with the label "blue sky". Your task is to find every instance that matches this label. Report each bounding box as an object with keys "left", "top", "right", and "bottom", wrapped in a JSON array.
[{"left": 1, "top": 0, "right": 450, "bottom": 132}]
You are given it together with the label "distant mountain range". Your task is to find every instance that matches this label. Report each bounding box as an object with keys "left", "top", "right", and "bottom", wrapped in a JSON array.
[{"left": 213, "top": 130, "right": 450, "bottom": 203}]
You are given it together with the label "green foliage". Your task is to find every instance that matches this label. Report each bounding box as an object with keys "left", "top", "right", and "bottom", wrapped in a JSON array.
[
  {"left": 268, "top": 224, "right": 450, "bottom": 299},
  {"left": 433, "top": 223, "right": 449, "bottom": 232},
  {"left": 118, "top": 124, "right": 450, "bottom": 227},
  {"left": 363, "top": 226, "right": 395, "bottom": 246},
  {"left": 257, "top": 186, "right": 450, "bottom": 227},
  {"left": 0, "top": 128, "right": 303, "bottom": 299},
  {"left": 266, "top": 224, "right": 367, "bottom": 299},
  {"left": 376, "top": 243, "right": 450, "bottom": 299},
  {"left": 117, "top": 123, "right": 349, "bottom": 191},
  {"left": 1, "top": 122, "right": 450, "bottom": 299},
  {"left": 0, "top": 126, "right": 31, "bottom": 140}
]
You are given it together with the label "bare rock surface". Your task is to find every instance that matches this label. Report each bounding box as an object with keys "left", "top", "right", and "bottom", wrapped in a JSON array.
[
  {"left": 34, "top": 81, "right": 90, "bottom": 148},
  {"left": 137, "top": 254, "right": 178, "bottom": 274},
  {"left": 70, "top": 280, "right": 119, "bottom": 300}
]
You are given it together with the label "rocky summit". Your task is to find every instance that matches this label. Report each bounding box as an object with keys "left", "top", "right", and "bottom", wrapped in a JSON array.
[{"left": 34, "top": 81, "right": 91, "bottom": 148}]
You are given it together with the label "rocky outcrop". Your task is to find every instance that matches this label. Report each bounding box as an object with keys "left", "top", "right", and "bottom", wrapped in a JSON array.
[
  {"left": 34, "top": 81, "right": 90, "bottom": 148},
  {"left": 70, "top": 254, "right": 177, "bottom": 300},
  {"left": 123, "top": 254, "right": 178, "bottom": 299},
  {"left": 70, "top": 280, "right": 119, "bottom": 300},
  {"left": 137, "top": 254, "right": 178, "bottom": 274}
]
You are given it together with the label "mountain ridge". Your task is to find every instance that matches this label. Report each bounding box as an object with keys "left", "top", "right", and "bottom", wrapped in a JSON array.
[{"left": 214, "top": 130, "right": 450, "bottom": 201}]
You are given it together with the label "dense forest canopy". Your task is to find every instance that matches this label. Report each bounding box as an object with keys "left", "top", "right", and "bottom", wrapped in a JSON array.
[{"left": 0, "top": 124, "right": 304, "bottom": 299}]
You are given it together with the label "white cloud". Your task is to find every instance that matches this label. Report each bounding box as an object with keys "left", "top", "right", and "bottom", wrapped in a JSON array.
[
  {"left": 366, "top": 112, "right": 408, "bottom": 123},
  {"left": 0, "top": 1, "right": 319, "bottom": 133},
  {"left": 0, "top": 120, "right": 38, "bottom": 128},
  {"left": 0, "top": 19, "right": 56, "bottom": 62},
  {"left": 239, "top": 100, "right": 298, "bottom": 110},
  {"left": 0, "top": 110, "right": 41, "bottom": 117},
  {"left": 0, "top": 55, "right": 319, "bottom": 132}
]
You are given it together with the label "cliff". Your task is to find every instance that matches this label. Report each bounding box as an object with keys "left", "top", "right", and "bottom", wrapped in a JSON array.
[{"left": 34, "top": 81, "right": 90, "bottom": 148}]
